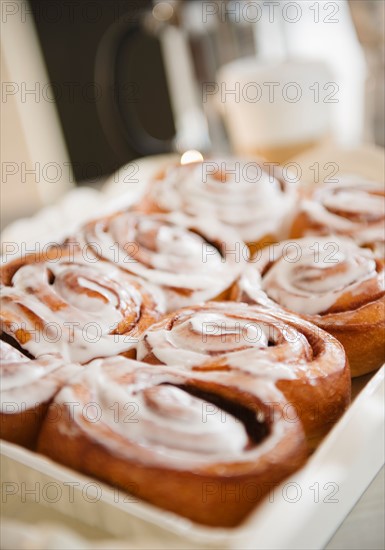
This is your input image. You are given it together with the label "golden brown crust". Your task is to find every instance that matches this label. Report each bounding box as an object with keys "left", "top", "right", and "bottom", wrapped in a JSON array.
[
  {"left": 37, "top": 360, "right": 307, "bottom": 527},
  {"left": 71, "top": 210, "right": 246, "bottom": 312},
  {"left": 234, "top": 281, "right": 385, "bottom": 378},
  {"left": 289, "top": 177, "right": 385, "bottom": 256},
  {"left": 0, "top": 340, "right": 82, "bottom": 448},
  {"left": 246, "top": 233, "right": 277, "bottom": 256},
  {"left": 134, "top": 157, "right": 297, "bottom": 247},
  {"left": 136, "top": 302, "right": 351, "bottom": 447},
  {"left": 290, "top": 210, "right": 314, "bottom": 239},
  {"left": 38, "top": 415, "right": 305, "bottom": 526},
  {"left": 0, "top": 247, "right": 64, "bottom": 286},
  {"left": 233, "top": 238, "right": 385, "bottom": 377},
  {"left": 313, "top": 298, "right": 385, "bottom": 376},
  {"left": 0, "top": 250, "right": 163, "bottom": 363},
  {"left": 1, "top": 403, "right": 48, "bottom": 449}
]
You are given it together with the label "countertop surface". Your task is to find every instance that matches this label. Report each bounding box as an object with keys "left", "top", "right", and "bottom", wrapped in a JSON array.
[{"left": 326, "top": 465, "right": 384, "bottom": 550}]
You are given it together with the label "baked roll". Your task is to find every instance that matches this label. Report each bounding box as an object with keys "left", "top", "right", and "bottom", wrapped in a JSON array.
[
  {"left": 0, "top": 340, "right": 81, "bottom": 448},
  {"left": 291, "top": 174, "right": 385, "bottom": 257},
  {"left": 233, "top": 236, "right": 385, "bottom": 377},
  {"left": 137, "top": 301, "right": 350, "bottom": 446},
  {"left": 137, "top": 157, "right": 297, "bottom": 253},
  {"left": 74, "top": 211, "right": 247, "bottom": 311},
  {"left": 0, "top": 250, "right": 164, "bottom": 363},
  {"left": 37, "top": 355, "right": 307, "bottom": 527}
]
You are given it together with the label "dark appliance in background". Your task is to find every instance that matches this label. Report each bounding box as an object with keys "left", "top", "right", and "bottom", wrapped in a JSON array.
[
  {"left": 30, "top": 0, "right": 175, "bottom": 182},
  {"left": 29, "top": 0, "right": 258, "bottom": 183},
  {"left": 29, "top": 0, "right": 384, "bottom": 184}
]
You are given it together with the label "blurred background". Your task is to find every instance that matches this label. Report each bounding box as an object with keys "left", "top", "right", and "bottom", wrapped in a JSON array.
[{"left": 1, "top": 0, "right": 384, "bottom": 228}]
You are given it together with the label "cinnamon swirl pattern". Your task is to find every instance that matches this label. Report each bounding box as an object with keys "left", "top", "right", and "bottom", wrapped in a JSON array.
[
  {"left": 291, "top": 175, "right": 385, "bottom": 257},
  {"left": 233, "top": 237, "right": 385, "bottom": 376},
  {"left": 0, "top": 340, "right": 81, "bottom": 448},
  {"left": 37, "top": 356, "right": 307, "bottom": 527},
  {"left": 76, "top": 211, "right": 247, "bottom": 311},
  {"left": 138, "top": 157, "right": 297, "bottom": 250},
  {"left": 137, "top": 302, "right": 350, "bottom": 444},
  {"left": 0, "top": 252, "right": 164, "bottom": 363}
]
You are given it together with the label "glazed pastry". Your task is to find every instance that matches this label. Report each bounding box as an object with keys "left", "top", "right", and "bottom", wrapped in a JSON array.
[
  {"left": 137, "top": 157, "right": 297, "bottom": 253},
  {"left": 137, "top": 301, "right": 350, "bottom": 445},
  {"left": 0, "top": 340, "right": 81, "bottom": 448},
  {"left": 37, "top": 355, "right": 307, "bottom": 527},
  {"left": 0, "top": 250, "right": 164, "bottom": 363},
  {"left": 291, "top": 174, "right": 385, "bottom": 257},
  {"left": 75, "top": 211, "right": 247, "bottom": 311},
  {"left": 233, "top": 236, "right": 385, "bottom": 377}
]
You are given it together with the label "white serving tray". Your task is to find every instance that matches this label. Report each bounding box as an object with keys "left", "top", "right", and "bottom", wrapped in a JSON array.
[
  {"left": 1, "top": 145, "right": 384, "bottom": 549},
  {"left": 1, "top": 367, "right": 384, "bottom": 550}
]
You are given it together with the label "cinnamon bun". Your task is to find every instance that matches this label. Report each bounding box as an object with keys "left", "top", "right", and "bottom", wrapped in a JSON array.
[
  {"left": 0, "top": 250, "right": 164, "bottom": 363},
  {"left": 233, "top": 236, "right": 385, "bottom": 377},
  {"left": 37, "top": 355, "right": 307, "bottom": 527},
  {"left": 291, "top": 175, "right": 385, "bottom": 257},
  {"left": 137, "top": 157, "right": 297, "bottom": 253},
  {"left": 74, "top": 211, "right": 247, "bottom": 311},
  {"left": 137, "top": 301, "right": 350, "bottom": 445},
  {"left": 0, "top": 340, "right": 81, "bottom": 448}
]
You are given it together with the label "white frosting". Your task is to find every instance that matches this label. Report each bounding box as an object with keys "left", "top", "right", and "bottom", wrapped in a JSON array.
[
  {"left": 100, "top": 383, "right": 247, "bottom": 455},
  {"left": 0, "top": 340, "right": 80, "bottom": 412},
  {"left": 147, "top": 158, "right": 297, "bottom": 242},
  {"left": 0, "top": 257, "right": 164, "bottom": 363},
  {"left": 55, "top": 357, "right": 292, "bottom": 469},
  {"left": 1, "top": 362, "right": 47, "bottom": 391},
  {"left": 301, "top": 175, "right": 385, "bottom": 253},
  {"left": 240, "top": 237, "right": 383, "bottom": 316},
  {"left": 81, "top": 211, "right": 246, "bottom": 311},
  {"left": 136, "top": 302, "right": 336, "bottom": 380}
]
